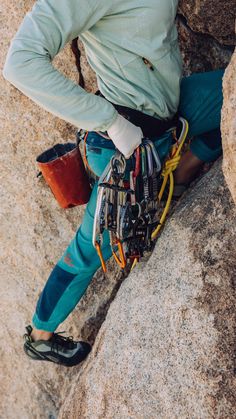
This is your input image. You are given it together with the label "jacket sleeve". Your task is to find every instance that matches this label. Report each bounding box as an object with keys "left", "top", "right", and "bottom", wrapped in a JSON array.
[{"left": 2, "top": 0, "right": 118, "bottom": 132}]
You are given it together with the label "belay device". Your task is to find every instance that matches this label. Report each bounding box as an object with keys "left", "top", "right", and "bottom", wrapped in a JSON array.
[{"left": 93, "top": 117, "right": 189, "bottom": 272}]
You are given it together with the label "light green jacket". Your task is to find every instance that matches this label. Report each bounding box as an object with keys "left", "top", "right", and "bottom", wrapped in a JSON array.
[{"left": 3, "top": 0, "right": 182, "bottom": 132}]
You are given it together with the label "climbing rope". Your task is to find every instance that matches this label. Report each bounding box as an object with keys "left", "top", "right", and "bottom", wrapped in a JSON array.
[{"left": 151, "top": 117, "right": 189, "bottom": 240}]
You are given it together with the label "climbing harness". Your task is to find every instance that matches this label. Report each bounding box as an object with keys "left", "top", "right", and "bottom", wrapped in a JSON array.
[{"left": 93, "top": 117, "right": 189, "bottom": 272}]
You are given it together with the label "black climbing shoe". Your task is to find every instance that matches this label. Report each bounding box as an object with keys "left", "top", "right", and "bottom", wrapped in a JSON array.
[{"left": 23, "top": 325, "right": 91, "bottom": 367}]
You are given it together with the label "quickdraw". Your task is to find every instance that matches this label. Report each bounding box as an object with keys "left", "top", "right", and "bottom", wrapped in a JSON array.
[{"left": 93, "top": 117, "right": 189, "bottom": 272}]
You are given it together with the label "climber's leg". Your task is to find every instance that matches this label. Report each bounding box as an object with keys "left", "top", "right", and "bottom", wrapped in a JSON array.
[
  {"left": 179, "top": 69, "right": 223, "bottom": 162},
  {"left": 32, "top": 181, "right": 113, "bottom": 332},
  {"left": 174, "top": 69, "right": 224, "bottom": 185},
  {"left": 32, "top": 141, "right": 116, "bottom": 333}
]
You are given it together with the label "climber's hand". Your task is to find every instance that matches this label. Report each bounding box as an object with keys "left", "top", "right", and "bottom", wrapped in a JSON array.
[{"left": 107, "top": 114, "right": 143, "bottom": 159}]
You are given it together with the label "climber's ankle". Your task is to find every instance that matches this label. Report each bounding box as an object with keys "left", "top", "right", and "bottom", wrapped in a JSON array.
[
  {"left": 174, "top": 150, "right": 204, "bottom": 185},
  {"left": 31, "top": 328, "right": 53, "bottom": 342}
]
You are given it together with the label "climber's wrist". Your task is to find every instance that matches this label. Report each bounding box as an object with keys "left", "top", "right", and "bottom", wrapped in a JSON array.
[{"left": 107, "top": 114, "right": 143, "bottom": 159}]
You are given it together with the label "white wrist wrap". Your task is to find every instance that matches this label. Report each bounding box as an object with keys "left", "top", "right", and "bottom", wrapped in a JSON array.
[{"left": 107, "top": 114, "right": 143, "bottom": 158}]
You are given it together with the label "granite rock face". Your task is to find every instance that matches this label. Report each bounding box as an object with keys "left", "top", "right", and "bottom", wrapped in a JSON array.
[
  {"left": 177, "top": 18, "right": 233, "bottom": 74},
  {"left": 178, "top": 0, "right": 236, "bottom": 45},
  {"left": 59, "top": 160, "right": 236, "bottom": 419},
  {"left": 177, "top": 0, "right": 235, "bottom": 74},
  {"left": 222, "top": 51, "right": 236, "bottom": 204},
  {"left": 0, "top": 0, "right": 235, "bottom": 418}
]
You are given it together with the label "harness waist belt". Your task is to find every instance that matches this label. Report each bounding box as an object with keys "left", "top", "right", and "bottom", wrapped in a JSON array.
[
  {"left": 97, "top": 91, "right": 178, "bottom": 138},
  {"left": 112, "top": 103, "right": 178, "bottom": 138}
]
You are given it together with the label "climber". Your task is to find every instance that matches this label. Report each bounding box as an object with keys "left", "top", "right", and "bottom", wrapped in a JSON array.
[{"left": 3, "top": 0, "right": 223, "bottom": 367}]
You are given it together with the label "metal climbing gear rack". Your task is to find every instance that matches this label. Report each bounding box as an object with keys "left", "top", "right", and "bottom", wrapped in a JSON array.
[{"left": 93, "top": 117, "right": 189, "bottom": 272}]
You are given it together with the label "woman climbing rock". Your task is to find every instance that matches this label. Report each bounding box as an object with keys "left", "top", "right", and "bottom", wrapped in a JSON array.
[{"left": 3, "top": 0, "right": 223, "bottom": 367}]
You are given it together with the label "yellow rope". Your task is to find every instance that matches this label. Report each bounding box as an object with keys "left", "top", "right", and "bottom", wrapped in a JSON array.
[{"left": 151, "top": 118, "right": 189, "bottom": 240}]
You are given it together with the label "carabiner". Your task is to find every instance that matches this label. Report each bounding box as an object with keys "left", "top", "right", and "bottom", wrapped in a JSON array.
[
  {"left": 95, "top": 241, "right": 107, "bottom": 273},
  {"left": 144, "top": 143, "right": 154, "bottom": 176},
  {"left": 144, "top": 140, "right": 162, "bottom": 173},
  {"left": 112, "top": 240, "right": 127, "bottom": 269},
  {"left": 141, "top": 145, "right": 147, "bottom": 177},
  {"left": 111, "top": 152, "right": 126, "bottom": 180}
]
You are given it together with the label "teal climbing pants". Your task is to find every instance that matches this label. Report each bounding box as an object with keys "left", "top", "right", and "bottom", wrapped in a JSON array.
[{"left": 33, "top": 70, "right": 224, "bottom": 331}]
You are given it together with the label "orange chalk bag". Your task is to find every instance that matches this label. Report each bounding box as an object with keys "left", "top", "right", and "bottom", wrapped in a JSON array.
[{"left": 36, "top": 142, "right": 91, "bottom": 209}]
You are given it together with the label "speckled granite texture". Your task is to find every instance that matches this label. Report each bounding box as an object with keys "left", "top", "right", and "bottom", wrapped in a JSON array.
[
  {"left": 178, "top": 0, "right": 236, "bottom": 45},
  {"left": 59, "top": 160, "right": 236, "bottom": 419},
  {"left": 222, "top": 51, "right": 236, "bottom": 204}
]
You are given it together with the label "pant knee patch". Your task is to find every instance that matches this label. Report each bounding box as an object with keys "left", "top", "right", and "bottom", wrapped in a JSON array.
[{"left": 35, "top": 265, "right": 77, "bottom": 322}]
